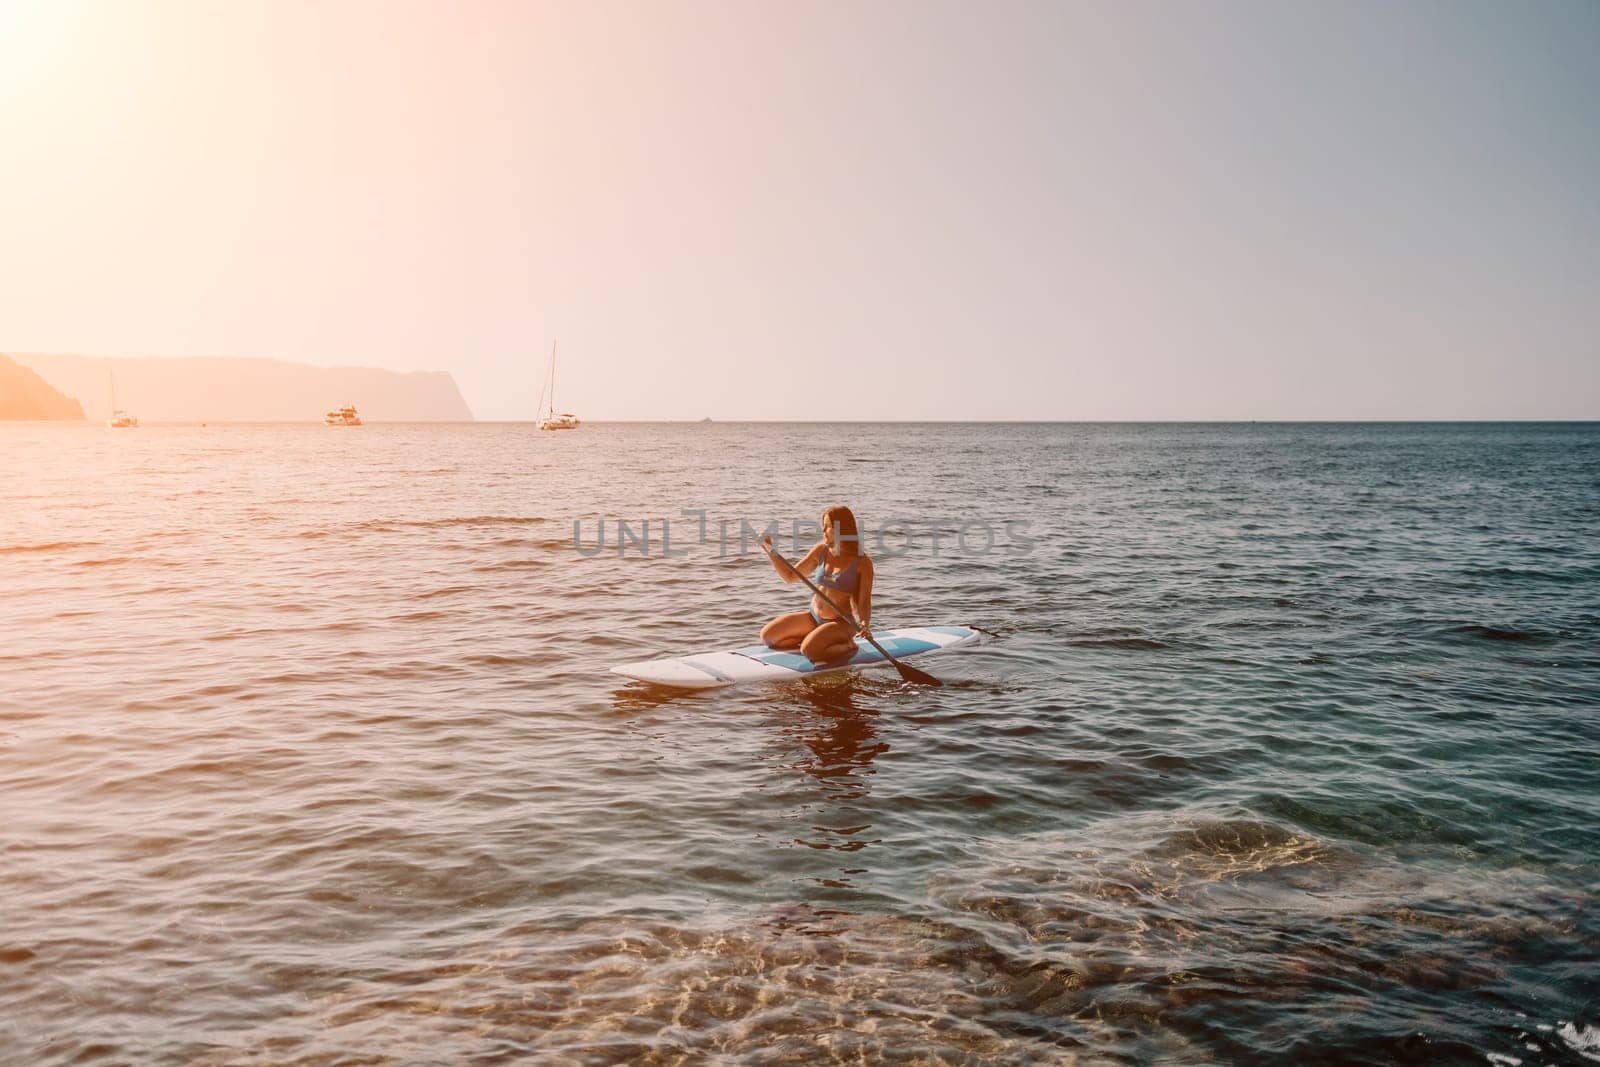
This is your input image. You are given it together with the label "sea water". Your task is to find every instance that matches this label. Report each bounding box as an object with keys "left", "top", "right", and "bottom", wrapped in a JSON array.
[{"left": 2, "top": 421, "right": 1596, "bottom": 1064}]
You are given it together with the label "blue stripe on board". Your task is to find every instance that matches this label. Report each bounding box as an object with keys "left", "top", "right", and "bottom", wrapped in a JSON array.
[
  {"left": 746, "top": 650, "right": 813, "bottom": 672},
  {"left": 733, "top": 637, "right": 939, "bottom": 674},
  {"left": 864, "top": 637, "right": 938, "bottom": 661}
]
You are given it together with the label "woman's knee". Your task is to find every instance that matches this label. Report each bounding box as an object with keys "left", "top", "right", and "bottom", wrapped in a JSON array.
[
  {"left": 801, "top": 623, "right": 855, "bottom": 663},
  {"left": 763, "top": 612, "right": 812, "bottom": 649}
]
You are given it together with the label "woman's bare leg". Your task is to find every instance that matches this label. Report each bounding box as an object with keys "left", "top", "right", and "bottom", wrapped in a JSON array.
[
  {"left": 762, "top": 611, "right": 817, "bottom": 650},
  {"left": 801, "top": 621, "right": 858, "bottom": 665}
]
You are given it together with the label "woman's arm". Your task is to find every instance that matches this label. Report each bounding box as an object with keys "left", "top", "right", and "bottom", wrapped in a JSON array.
[
  {"left": 852, "top": 557, "right": 875, "bottom": 632},
  {"left": 763, "top": 537, "right": 825, "bottom": 584}
]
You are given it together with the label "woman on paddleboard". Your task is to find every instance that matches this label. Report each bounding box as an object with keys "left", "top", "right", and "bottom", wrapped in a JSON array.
[{"left": 760, "top": 505, "right": 874, "bottom": 665}]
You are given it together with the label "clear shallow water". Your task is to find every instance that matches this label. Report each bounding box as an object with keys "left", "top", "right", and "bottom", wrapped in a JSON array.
[{"left": 1, "top": 421, "right": 1596, "bottom": 1065}]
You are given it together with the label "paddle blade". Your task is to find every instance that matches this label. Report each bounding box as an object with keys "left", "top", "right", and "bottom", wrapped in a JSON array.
[{"left": 894, "top": 660, "right": 943, "bottom": 687}]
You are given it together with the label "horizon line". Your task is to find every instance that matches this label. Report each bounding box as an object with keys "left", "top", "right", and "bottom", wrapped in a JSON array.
[{"left": 9, "top": 417, "right": 1599, "bottom": 426}]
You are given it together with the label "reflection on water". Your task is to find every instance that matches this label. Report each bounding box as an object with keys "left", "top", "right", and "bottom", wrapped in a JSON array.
[
  {"left": 792, "top": 679, "right": 886, "bottom": 866},
  {"left": 615, "top": 675, "right": 891, "bottom": 871},
  {"left": 796, "top": 678, "right": 887, "bottom": 800}
]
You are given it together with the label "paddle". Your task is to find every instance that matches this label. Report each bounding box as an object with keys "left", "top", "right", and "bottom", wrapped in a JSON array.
[{"left": 761, "top": 539, "right": 942, "bottom": 687}]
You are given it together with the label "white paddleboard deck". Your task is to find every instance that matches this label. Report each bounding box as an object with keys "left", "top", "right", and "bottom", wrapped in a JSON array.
[{"left": 610, "top": 625, "right": 980, "bottom": 689}]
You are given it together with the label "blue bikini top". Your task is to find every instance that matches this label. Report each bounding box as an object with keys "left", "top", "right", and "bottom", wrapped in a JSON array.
[{"left": 813, "top": 553, "right": 861, "bottom": 594}]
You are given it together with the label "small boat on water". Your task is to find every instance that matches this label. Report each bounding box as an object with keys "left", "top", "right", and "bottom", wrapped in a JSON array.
[
  {"left": 106, "top": 371, "right": 138, "bottom": 428},
  {"left": 540, "top": 411, "right": 580, "bottom": 431},
  {"left": 324, "top": 404, "right": 362, "bottom": 426},
  {"left": 536, "top": 340, "right": 580, "bottom": 431}
]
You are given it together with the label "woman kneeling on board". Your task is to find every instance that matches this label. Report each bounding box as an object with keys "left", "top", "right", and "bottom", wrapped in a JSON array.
[{"left": 760, "top": 506, "right": 874, "bottom": 665}]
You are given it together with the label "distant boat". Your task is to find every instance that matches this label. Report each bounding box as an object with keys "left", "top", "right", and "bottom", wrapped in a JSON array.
[
  {"left": 536, "top": 340, "right": 580, "bottom": 431},
  {"left": 324, "top": 404, "right": 362, "bottom": 426},
  {"left": 700, "top": 417, "right": 713, "bottom": 423},
  {"left": 106, "top": 371, "right": 138, "bottom": 428}
]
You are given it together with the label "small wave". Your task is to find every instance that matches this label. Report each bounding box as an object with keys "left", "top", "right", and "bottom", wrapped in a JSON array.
[
  {"left": 1447, "top": 624, "right": 1552, "bottom": 644},
  {"left": 296, "top": 516, "right": 548, "bottom": 539},
  {"left": 392, "top": 609, "right": 449, "bottom": 623},
  {"left": 412, "top": 585, "right": 476, "bottom": 600},
  {"left": 1066, "top": 636, "right": 1168, "bottom": 651},
  {"left": 256, "top": 672, "right": 329, "bottom": 685},
  {"left": 396, "top": 515, "right": 546, "bottom": 529},
  {"left": 0, "top": 540, "right": 99, "bottom": 555},
  {"left": 1461, "top": 566, "right": 1575, "bottom": 583},
  {"left": 462, "top": 653, "right": 545, "bottom": 667},
  {"left": 472, "top": 559, "right": 548, "bottom": 573},
  {"left": 1141, "top": 753, "right": 1198, "bottom": 771}
]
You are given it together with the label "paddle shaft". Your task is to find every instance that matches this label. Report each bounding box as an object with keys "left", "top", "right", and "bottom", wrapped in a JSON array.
[{"left": 761, "top": 541, "right": 941, "bottom": 686}]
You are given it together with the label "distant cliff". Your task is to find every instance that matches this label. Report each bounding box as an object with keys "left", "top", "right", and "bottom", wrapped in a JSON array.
[
  {"left": 0, "top": 354, "right": 86, "bottom": 420},
  {"left": 13, "top": 354, "right": 473, "bottom": 422}
]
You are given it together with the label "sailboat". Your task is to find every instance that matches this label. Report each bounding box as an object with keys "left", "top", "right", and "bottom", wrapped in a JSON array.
[
  {"left": 106, "top": 371, "right": 139, "bottom": 428},
  {"left": 536, "top": 340, "right": 580, "bottom": 430}
]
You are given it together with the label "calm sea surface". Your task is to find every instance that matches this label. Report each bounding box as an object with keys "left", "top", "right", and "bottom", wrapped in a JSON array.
[{"left": 2, "top": 422, "right": 1597, "bottom": 1065}]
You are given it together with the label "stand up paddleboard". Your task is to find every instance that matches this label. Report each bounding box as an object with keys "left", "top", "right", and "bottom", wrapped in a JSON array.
[{"left": 610, "top": 625, "right": 979, "bottom": 690}]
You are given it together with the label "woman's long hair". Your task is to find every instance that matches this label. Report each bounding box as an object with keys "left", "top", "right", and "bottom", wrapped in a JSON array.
[{"left": 821, "top": 505, "right": 860, "bottom": 559}]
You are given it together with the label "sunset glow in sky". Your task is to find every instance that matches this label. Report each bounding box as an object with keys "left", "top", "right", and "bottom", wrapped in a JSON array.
[{"left": 2, "top": 0, "right": 1596, "bottom": 420}]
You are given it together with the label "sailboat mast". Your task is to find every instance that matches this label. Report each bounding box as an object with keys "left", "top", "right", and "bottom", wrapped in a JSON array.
[
  {"left": 548, "top": 340, "right": 558, "bottom": 417},
  {"left": 535, "top": 345, "right": 548, "bottom": 421}
]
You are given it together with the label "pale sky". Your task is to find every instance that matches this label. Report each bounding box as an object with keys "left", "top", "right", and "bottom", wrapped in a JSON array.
[{"left": 1, "top": 0, "right": 1596, "bottom": 420}]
